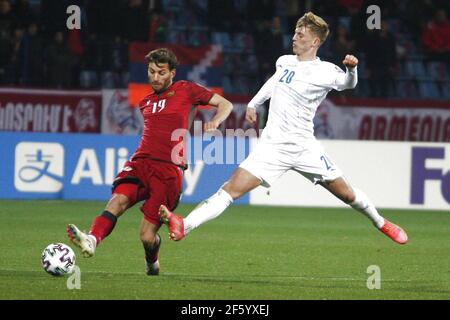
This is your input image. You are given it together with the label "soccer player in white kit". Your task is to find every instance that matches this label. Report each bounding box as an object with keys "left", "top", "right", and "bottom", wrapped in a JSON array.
[{"left": 160, "top": 12, "right": 408, "bottom": 245}]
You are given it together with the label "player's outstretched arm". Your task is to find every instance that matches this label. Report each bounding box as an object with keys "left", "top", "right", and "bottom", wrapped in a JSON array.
[
  {"left": 204, "top": 93, "right": 233, "bottom": 132},
  {"left": 334, "top": 54, "right": 358, "bottom": 90}
]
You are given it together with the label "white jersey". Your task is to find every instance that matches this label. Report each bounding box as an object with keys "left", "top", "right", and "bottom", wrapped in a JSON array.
[{"left": 248, "top": 55, "right": 357, "bottom": 142}]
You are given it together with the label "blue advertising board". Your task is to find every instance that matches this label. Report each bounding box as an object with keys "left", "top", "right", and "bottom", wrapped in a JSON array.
[{"left": 0, "top": 132, "right": 250, "bottom": 205}]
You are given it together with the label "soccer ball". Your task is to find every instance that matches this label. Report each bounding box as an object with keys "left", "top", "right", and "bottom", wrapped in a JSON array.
[{"left": 41, "top": 243, "right": 76, "bottom": 276}]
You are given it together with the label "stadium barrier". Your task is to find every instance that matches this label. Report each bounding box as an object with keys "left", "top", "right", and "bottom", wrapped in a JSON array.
[
  {"left": 0, "top": 88, "right": 102, "bottom": 133},
  {"left": 2, "top": 88, "right": 449, "bottom": 142},
  {"left": 315, "top": 98, "right": 450, "bottom": 141},
  {"left": 250, "top": 140, "right": 450, "bottom": 211},
  {"left": 0, "top": 132, "right": 248, "bottom": 204},
  {"left": 1, "top": 132, "right": 448, "bottom": 210}
]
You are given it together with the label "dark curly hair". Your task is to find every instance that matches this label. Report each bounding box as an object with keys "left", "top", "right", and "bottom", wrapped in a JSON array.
[{"left": 145, "top": 48, "right": 178, "bottom": 70}]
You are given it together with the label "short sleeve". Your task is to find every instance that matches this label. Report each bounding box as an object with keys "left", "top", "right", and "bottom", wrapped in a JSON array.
[
  {"left": 187, "top": 82, "right": 214, "bottom": 105},
  {"left": 275, "top": 56, "right": 284, "bottom": 72}
]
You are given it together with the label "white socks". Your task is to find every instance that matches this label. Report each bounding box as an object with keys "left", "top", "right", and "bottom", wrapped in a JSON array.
[
  {"left": 184, "top": 189, "right": 233, "bottom": 235},
  {"left": 182, "top": 187, "right": 384, "bottom": 235},
  {"left": 350, "top": 188, "right": 385, "bottom": 229}
]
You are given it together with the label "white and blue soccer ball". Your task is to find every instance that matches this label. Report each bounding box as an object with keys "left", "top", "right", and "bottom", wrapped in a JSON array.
[{"left": 41, "top": 243, "right": 76, "bottom": 276}]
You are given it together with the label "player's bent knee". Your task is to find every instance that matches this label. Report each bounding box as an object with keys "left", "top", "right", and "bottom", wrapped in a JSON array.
[
  {"left": 342, "top": 192, "right": 356, "bottom": 204},
  {"left": 112, "top": 182, "right": 142, "bottom": 208},
  {"left": 222, "top": 169, "right": 260, "bottom": 200},
  {"left": 112, "top": 177, "right": 145, "bottom": 203},
  {"left": 338, "top": 188, "right": 356, "bottom": 204},
  {"left": 327, "top": 186, "right": 354, "bottom": 204},
  {"left": 107, "top": 193, "right": 131, "bottom": 214},
  {"left": 324, "top": 178, "right": 356, "bottom": 204},
  {"left": 222, "top": 183, "right": 244, "bottom": 200}
]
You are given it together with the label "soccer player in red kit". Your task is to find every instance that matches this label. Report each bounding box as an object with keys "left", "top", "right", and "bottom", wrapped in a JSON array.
[{"left": 67, "top": 48, "right": 233, "bottom": 275}]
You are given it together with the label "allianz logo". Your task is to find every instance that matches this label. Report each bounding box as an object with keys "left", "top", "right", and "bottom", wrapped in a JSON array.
[{"left": 14, "top": 142, "right": 129, "bottom": 193}]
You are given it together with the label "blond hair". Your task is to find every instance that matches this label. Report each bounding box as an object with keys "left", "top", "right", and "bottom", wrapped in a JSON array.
[{"left": 296, "top": 12, "right": 330, "bottom": 44}]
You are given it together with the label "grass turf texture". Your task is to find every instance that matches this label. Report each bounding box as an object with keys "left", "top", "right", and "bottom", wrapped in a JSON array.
[{"left": 0, "top": 200, "right": 449, "bottom": 300}]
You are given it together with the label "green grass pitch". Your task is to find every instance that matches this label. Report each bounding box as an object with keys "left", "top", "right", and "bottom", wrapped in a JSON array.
[{"left": 0, "top": 200, "right": 449, "bottom": 300}]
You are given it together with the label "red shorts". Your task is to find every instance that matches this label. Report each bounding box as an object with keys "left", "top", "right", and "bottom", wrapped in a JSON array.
[{"left": 112, "top": 158, "right": 183, "bottom": 226}]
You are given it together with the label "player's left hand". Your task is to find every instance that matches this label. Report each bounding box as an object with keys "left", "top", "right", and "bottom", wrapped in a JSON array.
[
  {"left": 343, "top": 55, "right": 358, "bottom": 69},
  {"left": 204, "top": 120, "right": 220, "bottom": 132},
  {"left": 246, "top": 108, "right": 257, "bottom": 124}
]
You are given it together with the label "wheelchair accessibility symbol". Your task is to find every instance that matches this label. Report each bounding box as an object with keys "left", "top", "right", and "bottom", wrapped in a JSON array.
[{"left": 15, "top": 142, "right": 64, "bottom": 193}]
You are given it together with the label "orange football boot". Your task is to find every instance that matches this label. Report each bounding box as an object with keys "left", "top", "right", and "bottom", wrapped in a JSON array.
[
  {"left": 379, "top": 219, "right": 408, "bottom": 244},
  {"left": 159, "top": 205, "right": 185, "bottom": 241}
]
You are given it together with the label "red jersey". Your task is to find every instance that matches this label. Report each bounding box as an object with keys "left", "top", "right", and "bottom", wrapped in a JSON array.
[{"left": 132, "top": 80, "right": 214, "bottom": 166}]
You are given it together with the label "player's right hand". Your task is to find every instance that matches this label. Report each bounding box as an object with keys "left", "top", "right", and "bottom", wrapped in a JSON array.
[
  {"left": 204, "top": 120, "right": 220, "bottom": 132},
  {"left": 246, "top": 108, "right": 257, "bottom": 124}
]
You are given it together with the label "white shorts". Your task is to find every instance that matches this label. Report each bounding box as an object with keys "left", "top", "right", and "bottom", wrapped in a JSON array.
[{"left": 239, "top": 138, "right": 343, "bottom": 187}]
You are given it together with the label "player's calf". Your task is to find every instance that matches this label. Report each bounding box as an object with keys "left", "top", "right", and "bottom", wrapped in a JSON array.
[{"left": 143, "top": 234, "right": 161, "bottom": 276}]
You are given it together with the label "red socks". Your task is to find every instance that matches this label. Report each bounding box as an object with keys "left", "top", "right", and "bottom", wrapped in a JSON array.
[{"left": 89, "top": 211, "right": 118, "bottom": 245}]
